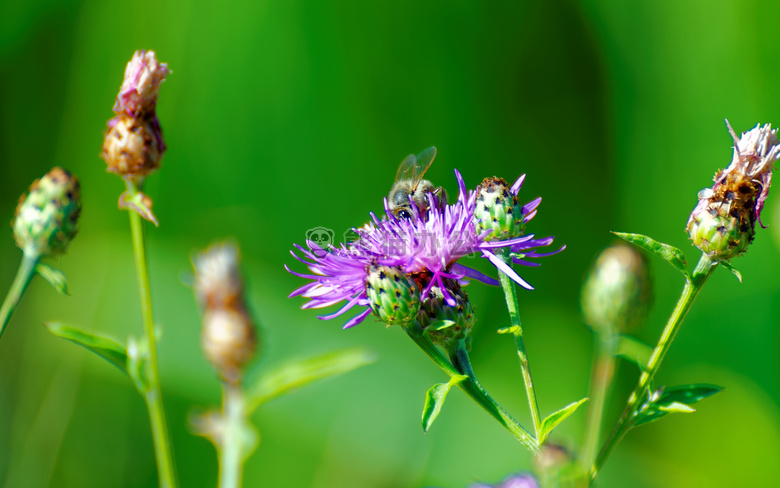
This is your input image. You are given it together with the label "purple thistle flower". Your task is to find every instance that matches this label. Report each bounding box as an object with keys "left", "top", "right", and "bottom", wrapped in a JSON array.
[{"left": 287, "top": 169, "right": 562, "bottom": 329}]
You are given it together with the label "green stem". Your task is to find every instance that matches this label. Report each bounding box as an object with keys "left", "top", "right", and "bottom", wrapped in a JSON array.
[
  {"left": 127, "top": 182, "right": 178, "bottom": 488},
  {"left": 497, "top": 251, "right": 542, "bottom": 439},
  {"left": 404, "top": 325, "right": 540, "bottom": 455},
  {"left": 590, "top": 254, "right": 716, "bottom": 480},
  {"left": 580, "top": 333, "right": 616, "bottom": 476},
  {"left": 0, "top": 253, "right": 40, "bottom": 342},
  {"left": 219, "top": 383, "right": 245, "bottom": 488}
]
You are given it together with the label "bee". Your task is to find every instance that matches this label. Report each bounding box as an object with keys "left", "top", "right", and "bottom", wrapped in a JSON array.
[{"left": 388, "top": 146, "right": 448, "bottom": 220}]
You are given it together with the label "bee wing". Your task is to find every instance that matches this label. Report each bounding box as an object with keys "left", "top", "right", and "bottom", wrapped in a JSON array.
[
  {"left": 412, "top": 146, "right": 437, "bottom": 184},
  {"left": 395, "top": 153, "right": 418, "bottom": 182}
]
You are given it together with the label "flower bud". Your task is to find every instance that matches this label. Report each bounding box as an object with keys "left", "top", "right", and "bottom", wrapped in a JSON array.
[
  {"left": 102, "top": 113, "right": 165, "bottom": 183},
  {"left": 194, "top": 242, "right": 243, "bottom": 309},
  {"left": 113, "top": 50, "right": 170, "bottom": 117},
  {"left": 687, "top": 121, "right": 779, "bottom": 260},
  {"left": 202, "top": 307, "right": 257, "bottom": 384},
  {"left": 366, "top": 262, "right": 421, "bottom": 327},
  {"left": 581, "top": 243, "right": 652, "bottom": 336},
  {"left": 474, "top": 177, "right": 527, "bottom": 241},
  {"left": 416, "top": 279, "right": 475, "bottom": 352},
  {"left": 13, "top": 167, "right": 81, "bottom": 257}
]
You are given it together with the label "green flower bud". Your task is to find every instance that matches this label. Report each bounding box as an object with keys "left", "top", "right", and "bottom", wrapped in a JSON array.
[
  {"left": 13, "top": 167, "right": 81, "bottom": 258},
  {"left": 416, "top": 279, "right": 475, "bottom": 352},
  {"left": 474, "top": 177, "right": 527, "bottom": 241},
  {"left": 581, "top": 243, "right": 652, "bottom": 336},
  {"left": 366, "top": 262, "right": 421, "bottom": 327}
]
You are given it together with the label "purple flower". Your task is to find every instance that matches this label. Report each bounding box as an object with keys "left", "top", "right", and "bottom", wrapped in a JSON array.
[{"left": 287, "top": 169, "right": 562, "bottom": 329}]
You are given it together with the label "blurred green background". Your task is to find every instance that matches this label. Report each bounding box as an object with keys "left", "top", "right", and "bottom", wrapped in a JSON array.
[{"left": 1, "top": 0, "right": 780, "bottom": 487}]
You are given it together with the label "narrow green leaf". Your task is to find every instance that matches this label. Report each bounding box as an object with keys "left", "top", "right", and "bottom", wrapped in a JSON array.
[
  {"left": 616, "top": 334, "right": 653, "bottom": 370},
  {"left": 426, "top": 320, "right": 455, "bottom": 332},
  {"left": 720, "top": 261, "right": 743, "bottom": 283},
  {"left": 539, "top": 397, "right": 589, "bottom": 444},
  {"left": 421, "top": 375, "right": 468, "bottom": 432},
  {"left": 127, "top": 336, "right": 152, "bottom": 393},
  {"left": 36, "top": 263, "right": 69, "bottom": 295},
  {"left": 45, "top": 322, "right": 127, "bottom": 373},
  {"left": 634, "top": 384, "right": 723, "bottom": 427},
  {"left": 246, "top": 348, "right": 375, "bottom": 413},
  {"left": 497, "top": 325, "right": 521, "bottom": 335},
  {"left": 612, "top": 232, "right": 689, "bottom": 278}
]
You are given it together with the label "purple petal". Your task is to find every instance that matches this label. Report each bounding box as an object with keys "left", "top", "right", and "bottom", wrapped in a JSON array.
[
  {"left": 482, "top": 250, "right": 534, "bottom": 290},
  {"left": 343, "top": 308, "right": 372, "bottom": 329},
  {"left": 452, "top": 263, "right": 500, "bottom": 286}
]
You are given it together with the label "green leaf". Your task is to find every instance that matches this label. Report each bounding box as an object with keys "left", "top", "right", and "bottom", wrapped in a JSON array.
[
  {"left": 720, "top": 261, "right": 743, "bottom": 283},
  {"left": 421, "top": 375, "right": 468, "bottom": 432},
  {"left": 539, "top": 397, "right": 589, "bottom": 444},
  {"left": 616, "top": 334, "right": 653, "bottom": 370},
  {"left": 36, "top": 263, "right": 69, "bottom": 295},
  {"left": 127, "top": 336, "right": 152, "bottom": 393},
  {"left": 497, "top": 325, "right": 520, "bottom": 335},
  {"left": 426, "top": 320, "right": 455, "bottom": 332},
  {"left": 45, "top": 322, "right": 127, "bottom": 373},
  {"left": 633, "top": 384, "right": 723, "bottom": 427},
  {"left": 246, "top": 348, "right": 375, "bottom": 413},
  {"left": 613, "top": 232, "right": 689, "bottom": 278}
]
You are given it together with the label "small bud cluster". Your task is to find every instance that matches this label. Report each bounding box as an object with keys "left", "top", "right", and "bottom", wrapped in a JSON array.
[
  {"left": 687, "top": 121, "right": 779, "bottom": 260},
  {"left": 415, "top": 276, "right": 475, "bottom": 352},
  {"left": 194, "top": 242, "right": 257, "bottom": 384},
  {"left": 581, "top": 243, "right": 652, "bottom": 336},
  {"left": 366, "top": 262, "right": 421, "bottom": 327},
  {"left": 102, "top": 50, "right": 169, "bottom": 184},
  {"left": 13, "top": 167, "right": 81, "bottom": 258},
  {"left": 474, "top": 176, "right": 528, "bottom": 241}
]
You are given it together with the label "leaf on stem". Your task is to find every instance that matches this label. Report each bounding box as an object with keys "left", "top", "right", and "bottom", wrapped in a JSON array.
[
  {"left": 119, "top": 190, "right": 159, "bottom": 226},
  {"left": 36, "top": 264, "right": 69, "bottom": 295},
  {"left": 497, "top": 325, "right": 521, "bottom": 335},
  {"left": 539, "top": 397, "right": 589, "bottom": 444},
  {"left": 425, "top": 320, "right": 455, "bottom": 332},
  {"left": 245, "top": 347, "right": 375, "bottom": 414},
  {"left": 45, "top": 322, "right": 128, "bottom": 373},
  {"left": 127, "top": 335, "right": 152, "bottom": 393},
  {"left": 616, "top": 334, "right": 653, "bottom": 370},
  {"left": 633, "top": 384, "right": 723, "bottom": 427},
  {"left": 612, "top": 232, "right": 690, "bottom": 279},
  {"left": 421, "top": 374, "right": 468, "bottom": 433},
  {"left": 719, "top": 261, "right": 743, "bottom": 283}
]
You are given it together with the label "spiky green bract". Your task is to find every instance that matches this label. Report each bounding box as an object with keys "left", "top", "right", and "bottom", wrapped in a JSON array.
[
  {"left": 581, "top": 243, "right": 652, "bottom": 336},
  {"left": 474, "top": 176, "right": 528, "bottom": 241},
  {"left": 416, "top": 278, "right": 475, "bottom": 353},
  {"left": 13, "top": 167, "right": 81, "bottom": 258},
  {"left": 365, "top": 262, "right": 421, "bottom": 327}
]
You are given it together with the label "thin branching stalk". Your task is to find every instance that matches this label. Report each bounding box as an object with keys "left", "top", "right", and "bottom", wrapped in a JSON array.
[
  {"left": 591, "top": 254, "right": 716, "bottom": 480},
  {"left": 404, "top": 324, "right": 540, "bottom": 455},
  {"left": 127, "top": 181, "right": 178, "bottom": 488},
  {"left": 219, "top": 383, "right": 246, "bottom": 488},
  {"left": 0, "top": 253, "right": 40, "bottom": 341},
  {"left": 580, "top": 333, "right": 616, "bottom": 475}
]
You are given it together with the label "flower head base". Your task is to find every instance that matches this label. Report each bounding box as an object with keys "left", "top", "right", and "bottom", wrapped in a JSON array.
[
  {"left": 416, "top": 277, "right": 475, "bottom": 352},
  {"left": 581, "top": 243, "right": 652, "bottom": 336},
  {"left": 288, "top": 167, "right": 562, "bottom": 329},
  {"left": 687, "top": 121, "right": 779, "bottom": 260},
  {"left": 366, "top": 262, "right": 421, "bottom": 327},
  {"left": 14, "top": 167, "right": 81, "bottom": 258},
  {"left": 113, "top": 50, "right": 170, "bottom": 117},
  {"left": 194, "top": 242, "right": 257, "bottom": 384},
  {"left": 102, "top": 113, "right": 165, "bottom": 183}
]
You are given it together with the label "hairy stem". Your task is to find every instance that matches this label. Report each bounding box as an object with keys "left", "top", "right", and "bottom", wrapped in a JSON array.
[
  {"left": 0, "top": 253, "right": 40, "bottom": 342},
  {"left": 127, "top": 182, "right": 178, "bottom": 488}
]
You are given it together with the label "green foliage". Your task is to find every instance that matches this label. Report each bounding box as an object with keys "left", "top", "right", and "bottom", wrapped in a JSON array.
[
  {"left": 613, "top": 232, "right": 690, "bottom": 279},
  {"left": 36, "top": 263, "right": 69, "bottom": 295},
  {"left": 539, "top": 397, "right": 589, "bottom": 444},
  {"left": 45, "top": 322, "right": 127, "bottom": 373},
  {"left": 616, "top": 335, "right": 653, "bottom": 370},
  {"left": 421, "top": 375, "right": 468, "bottom": 433},
  {"left": 720, "top": 261, "right": 743, "bottom": 283},
  {"left": 634, "top": 384, "right": 724, "bottom": 427},
  {"left": 245, "top": 348, "right": 375, "bottom": 414}
]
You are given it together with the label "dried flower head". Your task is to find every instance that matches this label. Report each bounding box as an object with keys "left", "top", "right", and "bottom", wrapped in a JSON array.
[
  {"left": 13, "top": 167, "right": 81, "bottom": 257},
  {"left": 202, "top": 307, "right": 257, "bottom": 384},
  {"left": 687, "top": 120, "right": 779, "bottom": 260},
  {"left": 194, "top": 242, "right": 244, "bottom": 309},
  {"left": 113, "top": 50, "right": 170, "bottom": 117},
  {"left": 102, "top": 113, "right": 165, "bottom": 182}
]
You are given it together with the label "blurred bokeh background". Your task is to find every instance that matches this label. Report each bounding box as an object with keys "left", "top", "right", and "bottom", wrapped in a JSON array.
[{"left": 1, "top": 0, "right": 780, "bottom": 487}]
